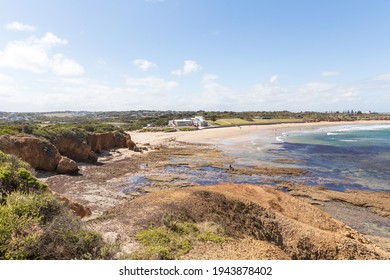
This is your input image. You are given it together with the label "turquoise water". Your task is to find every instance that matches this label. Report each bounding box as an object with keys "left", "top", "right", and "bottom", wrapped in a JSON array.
[
  {"left": 267, "top": 124, "right": 390, "bottom": 192},
  {"left": 219, "top": 124, "right": 390, "bottom": 192}
]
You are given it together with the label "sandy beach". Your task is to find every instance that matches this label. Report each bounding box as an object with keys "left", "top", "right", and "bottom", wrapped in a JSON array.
[{"left": 131, "top": 120, "right": 390, "bottom": 146}]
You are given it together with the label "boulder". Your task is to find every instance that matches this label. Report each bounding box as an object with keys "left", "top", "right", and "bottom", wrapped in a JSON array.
[
  {"left": 56, "top": 156, "right": 79, "bottom": 174},
  {"left": 113, "top": 131, "right": 130, "bottom": 148},
  {"left": 56, "top": 195, "right": 92, "bottom": 218},
  {"left": 68, "top": 202, "right": 92, "bottom": 218},
  {"left": 0, "top": 135, "right": 61, "bottom": 171},
  {"left": 126, "top": 138, "right": 136, "bottom": 150}
]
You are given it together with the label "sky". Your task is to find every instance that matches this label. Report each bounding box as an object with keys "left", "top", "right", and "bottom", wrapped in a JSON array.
[{"left": 0, "top": 0, "right": 390, "bottom": 112}]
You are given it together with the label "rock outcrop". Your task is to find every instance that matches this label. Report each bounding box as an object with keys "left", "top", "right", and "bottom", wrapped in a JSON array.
[
  {"left": 52, "top": 131, "right": 135, "bottom": 163},
  {"left": 88, "top": 131, "right": 134, "bottom": 153},
  {"left": 97, "top": 184, "right": 389, "bottom": 260},
  {"left": 0, "top": 135, "right": 61, "bottom": 171},
  {"left": 52, "top": 132, "right": 97, "bottom": 163},
  {"left": 0, "top": 131, "right": 135, "bottom": 172},
  {"left": 56, "top": 156, "right": 79, "bottom": 174}
]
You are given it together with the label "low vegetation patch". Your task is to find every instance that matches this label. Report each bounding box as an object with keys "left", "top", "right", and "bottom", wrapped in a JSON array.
[
  {"left": 0, "top": 151, "right": 116, "bottom": 260},
  {"left": 0, "top": 122, "right": 125, "bottom": 139},
  {"left": 131, "top": 216, "right": 227, "bottom": 260},
  {"left": 213, "top": 118, "right": 304, "bottom": 126},
  {"left": 0, "top": 151, "right": 46, "bottom": 202}
]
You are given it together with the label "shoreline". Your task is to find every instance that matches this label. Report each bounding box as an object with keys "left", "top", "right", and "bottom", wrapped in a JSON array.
[{"left": 130, "top": 120, "right": 390, "bottom": 146}]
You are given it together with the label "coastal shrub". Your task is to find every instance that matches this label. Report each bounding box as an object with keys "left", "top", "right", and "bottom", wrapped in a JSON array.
[
  {"left": 38, "top": 212, "right": 112, "bottom": 260},
  {"left": 196, "top": 221, "right": 226, "bottom": 243},
  {"left": 131, "top": 220, "right": 227, "bottom": 260},
  {"left": 177, "top": 126, "right": 198, "bottom": 131},
  {"left": 4, "top": 191, "right": 61, "bottom": 224},
  {"left": 140, "top": 127, "right": 177, "bottom": 132},
  {"left": 0, "top": 192, "right": 58, "bottom": 259},
  {"left": 0, "top": 152, "right": 47, "bottom": 202},
  {"left": 0, "top": 191, "right": 115, "bottom": 260},
  {"left": 0, "top": 153, "right": 116, "bottom": 260},
  {"left": 133, "top": 225, "right": 191, "bottom": 260},
  {"left": 0, "top": 124, "right": 22, "bottom": 135}
]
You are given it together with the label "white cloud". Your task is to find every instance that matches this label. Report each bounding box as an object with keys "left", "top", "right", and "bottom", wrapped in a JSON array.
[
  {"left": 51, "top": 54, "right": 85, "bottom": 76},
  {"left": 202, "top": 74, "right": 219, "bottom": 82},
  {"left": 301, "top": 82, "right": 335, "bottom": 93},
  {"left": 0, "top": 73, "right": 14, "bottom": 83},
  {"left": 270, "top": 74, "right": 278, "bottom": 84},
  {"left": 40, "top": 77, "right": 178, "bottom": 111},
  {"left": 96, "top": 58, "right": 108, "bottom": 66},
  {"left": 5, "top": 21, "right": 36, "bottom": 31},
  {"left": 1, "top": 68, "right": 386, "bottom": 112},
  {"left": 322, "top": 71, "right": 340, "bottom": 77},
  {"left": 0, "top": 74, "right": 22, "bottom": 107},
  {"left": 0, "top": 32, "right": 84, "bottom": 76},
  {"left": 126, "top": 76, "right": 179, "bottom": 91},
  {"left": 35, "top": 32, "right": 68, "bottom": 47},
  {"left": 133, "top": 59, "right": 157, "bottom": 71},
  {"left": 372, "top": 73, "right": 390, "bottom": 81},
  {"left": 181, "top": 74, "right": 237, "bottom": 110},
  {"left": 172, "top": 60, "right": 201, "bottom": 76}
]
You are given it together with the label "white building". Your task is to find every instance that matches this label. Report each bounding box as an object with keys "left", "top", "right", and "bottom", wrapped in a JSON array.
[
  {"left": 192, "top": 116, "right": 208, "bottom": 127},
  {"left": 168, "top": 119, "right": 194, "bottom": 127},
  {"left": 168, "top": 116, "right": 208, "bottom": 127}
]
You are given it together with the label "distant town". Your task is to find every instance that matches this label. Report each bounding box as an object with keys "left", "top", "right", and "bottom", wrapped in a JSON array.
[{"left": 0, "top": 110, "right": 389, "bottom": 132}]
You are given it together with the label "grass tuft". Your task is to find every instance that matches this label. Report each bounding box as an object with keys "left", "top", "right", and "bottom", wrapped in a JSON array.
[{"left": 131, "top": 216, "right": 227, "bottom": 260}]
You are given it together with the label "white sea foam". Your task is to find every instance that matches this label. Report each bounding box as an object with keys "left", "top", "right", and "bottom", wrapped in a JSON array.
[{"left": 335, "top": 124, "right": 390, "bottom": 133}]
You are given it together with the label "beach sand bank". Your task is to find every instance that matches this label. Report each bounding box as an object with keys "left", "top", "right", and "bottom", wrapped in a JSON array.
[{"left": 131, "top": 120, "right": 390, "bottom": 146}]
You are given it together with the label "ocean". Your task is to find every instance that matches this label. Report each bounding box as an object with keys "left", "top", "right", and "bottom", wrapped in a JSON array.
[{"left": 242, "top": 123, "right": 390, "bottom": 192}]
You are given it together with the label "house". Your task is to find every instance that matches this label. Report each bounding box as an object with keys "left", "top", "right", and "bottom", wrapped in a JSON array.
[
  {"left": 168, "top": 116, "right": 208, "bottom": 127},
  {"left": 169, "top": 119, "right": 194, "bottom": 127},
  {"left": 192, "top": 116, "right": 208, "bottom": 127}
]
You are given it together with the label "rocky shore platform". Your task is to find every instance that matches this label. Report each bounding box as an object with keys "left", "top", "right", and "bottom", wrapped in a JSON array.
[{"left": 40, "top": 132, "right": 390, "bottom": 259}]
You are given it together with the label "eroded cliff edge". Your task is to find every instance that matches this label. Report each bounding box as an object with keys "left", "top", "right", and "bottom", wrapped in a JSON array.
[{"left": 0, "top": 131, "right": 136, "bottom": 174}]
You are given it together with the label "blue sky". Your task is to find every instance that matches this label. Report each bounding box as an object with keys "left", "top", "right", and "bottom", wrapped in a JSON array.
[{"left": 0, "top": 0, "right": 389, "bottom": 112}]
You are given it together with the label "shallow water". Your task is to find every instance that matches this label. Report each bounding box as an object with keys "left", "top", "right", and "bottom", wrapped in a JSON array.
[
  {"left": 224, "top": 124, "right": 390, "bottom": 192},
  {"left": 122, "top": 124, "right": 390, "bottom": 193}
]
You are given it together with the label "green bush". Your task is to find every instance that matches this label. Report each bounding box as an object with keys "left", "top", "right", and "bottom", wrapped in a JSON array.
[
  {"left": 134, "top": 226, "right": 191, "bottom": 260},
  {"left": 0, "top": 192, "right": 56, "bottom": 259},
  {"left": 0, "top": 191, "right": 115, "bottom": 260},
  {"left": 132, "top": 219, "right": 227, "bottom": 260},
  {"left": 5, "top": 191, "right": 61, "bottom": 223},
  {"left": 37, "top": 212, "right": 111, "bottom": 260},
  {"left": 0, "top": 153, "right": 116, "bottom": 260},
  {"left": 0, "top": 126, "right": 21, "bottom": 135},
  {"left": 0, "top": 152, "right": 47, "bottom": 202}
]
